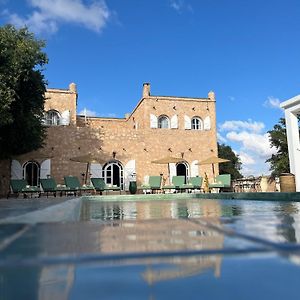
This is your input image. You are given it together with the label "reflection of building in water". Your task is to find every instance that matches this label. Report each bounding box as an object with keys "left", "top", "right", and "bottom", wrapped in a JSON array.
[
  {"left": 95, "top": 199, "right": 224, "bottom": 282},
  {"left": 143, "top": 255, "right": 222, "bottom": 285},
  {"left": 8, "top": 200, "right": 224, "bottom": 297},
  {"left": 83, "top": 199, "right": 223, "bottom": 221},
  {"left": 38, "top": 266, "right": 75, "bottom": 300}
]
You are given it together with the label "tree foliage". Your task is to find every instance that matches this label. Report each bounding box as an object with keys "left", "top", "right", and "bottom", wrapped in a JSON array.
[
  {"left": 266, "top": 117, "right": 290, "bottom": 177},
  {"left": 218, "top": 143, "right": 242, "bottom": 179},
  {"left": 0, "top": 25, "right": 48, "bottom": 159}
]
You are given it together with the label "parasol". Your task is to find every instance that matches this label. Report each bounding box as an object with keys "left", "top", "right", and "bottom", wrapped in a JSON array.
[
  {"left": 196, "top": 156, "right": 230, "bottom": 178},
  {"left": 70, "top": 153, "right": 106, "bottom": 184},
  {"left": 151, "top": 156, "right": 183, "bottom": 184},
  {"left": 13, "top": 151, "right": 53, "bottom": 161}
]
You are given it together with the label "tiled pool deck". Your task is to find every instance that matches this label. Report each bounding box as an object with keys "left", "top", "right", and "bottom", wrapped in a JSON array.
[{"left": 1, "top": 193, "right": 300, "bottom": 299}]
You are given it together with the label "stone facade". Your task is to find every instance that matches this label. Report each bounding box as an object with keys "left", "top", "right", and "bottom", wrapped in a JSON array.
[{"left": 3, "top": 82, "right": 218, "bottom": 194}]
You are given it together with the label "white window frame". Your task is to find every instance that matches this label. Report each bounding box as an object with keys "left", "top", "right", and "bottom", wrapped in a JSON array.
[
  {"left": 191, "top": 117, "right": 203, "bottom": 130},
  {"left": 23, "top": 161, "right": 40, "bottom": 186},
  {"left": 44, "top": 110, "right": 61, "bottom": 126},
  {"left": 158, "top": 115, "right": 170, "bottom": 129},
  {"left": 103, "top": 161, "right": 124, "bottom": 190}
]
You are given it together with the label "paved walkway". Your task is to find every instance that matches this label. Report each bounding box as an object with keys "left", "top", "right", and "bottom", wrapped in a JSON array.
[{"left": 0, "top": 196, "right": 72, "bottom": 219}]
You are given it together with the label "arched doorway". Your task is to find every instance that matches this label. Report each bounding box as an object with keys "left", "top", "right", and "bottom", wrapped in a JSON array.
[
  {"left": 103, "top": 161, "right": 124, "bottom": 190},
  {"left": 176, "top": 162, "right": 189, "bottom": 183},
  {"left": 23, "top": 161, "right": 40, "bottom": 186}
]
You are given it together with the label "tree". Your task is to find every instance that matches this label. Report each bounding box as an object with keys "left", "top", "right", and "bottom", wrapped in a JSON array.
[
  {"left": 218, "top": 143, "right": 242, "bottom": 179},
  {"left": 0, "top": 25, "right": 48, "bottom": 159},
  {"left": 266, "top": 117, "right": 291, "bottom": 177}
]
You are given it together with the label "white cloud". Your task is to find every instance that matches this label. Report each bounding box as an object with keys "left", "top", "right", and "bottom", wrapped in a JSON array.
[
  {"left": 219, "top": 119, "right": 277, "bottom": 176},
  {"left": 226, "top": 131, "right": 276, "bottom": 159},
  {"left": 238, "top": 151, "right": 255, "bottom": 165},
  {"left": 219, "top": 120, "right": 265, "bottom": 133},
  {"left": 78, "top": 108, "right": 117, "bottom": 118},
  {"left": 3, "top": 0, "right": 111, "bottom": 34},
  {"left": 79, "top": 108, "right": 97, "bottom": 117},
  {"left": 99, "top": 113, "right": 117, "bottom": 118},
  {"left": 264, "top": 96, "right": 283, "bottom": 110},
  {"left": 217, "top": 132, "right": 227, "bottom": 143},
  {"left": 169, "top": 0, "right": 193, "bottom": 13}
]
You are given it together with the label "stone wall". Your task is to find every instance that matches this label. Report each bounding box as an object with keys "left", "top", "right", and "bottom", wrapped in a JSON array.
[
  {"left": 45, "top": 83, "right": 77, "bottom": 125},
  {"left": 0, "top": 159, "right": 10, "bottom": 197},
  {"left": 41, "top": 84, "right": 218, "bottom": 186},
  {"left": 3, "top": 83, "right": 219, "bottom": 195}
]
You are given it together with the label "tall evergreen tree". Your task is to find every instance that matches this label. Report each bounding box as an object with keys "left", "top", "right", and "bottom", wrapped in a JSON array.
[
  {"left": 0, "top": 25, "right": 48, "bottom": 159},
  {"left": 218, "top": 143, "right": 242, "bottom": 179}
]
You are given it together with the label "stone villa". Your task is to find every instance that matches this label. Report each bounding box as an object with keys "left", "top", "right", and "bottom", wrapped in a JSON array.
[{"left": 1, "top": 82, "right": 218, "bottom": 194}]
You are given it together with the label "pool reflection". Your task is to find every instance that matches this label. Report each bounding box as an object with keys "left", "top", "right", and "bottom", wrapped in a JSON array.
[{"left": 2, "top": 199, "right": 300, "bottom": 300}]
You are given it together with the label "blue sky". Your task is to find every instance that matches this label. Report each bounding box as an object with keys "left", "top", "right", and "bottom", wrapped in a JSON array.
[{"left": 1, "top": 0, "right": 300, "bottom": 176}]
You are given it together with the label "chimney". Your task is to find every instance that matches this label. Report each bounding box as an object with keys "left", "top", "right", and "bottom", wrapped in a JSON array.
[
  {"left": 69, "top": 82, "right": 77, "bottom": 93},
  {"left": 143, "top": 83, "right": 150, "bottom": 98},
  {"left": 208, "top": 90, "right": 215, "bottom": 100}
]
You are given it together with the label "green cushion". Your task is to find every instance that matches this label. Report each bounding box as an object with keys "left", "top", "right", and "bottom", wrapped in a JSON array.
[
  {"left": 10, "top": 179, "right": 27, "bottom": 193},
  {"left": 172, "top": 176, "right": 185, "bottom": 187},
  {"left": 91, "top": 178, "right": 120, "bottom": 191},
  {"left": 209, "top": 174, "right": 231, "bottom": 188},
  {"left": 40, "top": 178, "right": 57, "bottom": 191},
  {"left": 10, "top": 179, "right": 41, "bottom": 193},
  {"left": 64, "top": 176, "right": 82, "bottom": 190},
  {"left": 148, "top": 176, "right": 162, "bottom": 189},
  {"left": 189, "top": 176, "right": 203, "bottom": 188},
  {"left": 91, "top": 178, "right": 105, "bottom": 191}
]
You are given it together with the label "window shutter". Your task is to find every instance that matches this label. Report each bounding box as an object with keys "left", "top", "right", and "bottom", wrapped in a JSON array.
[
  {"left": 60, "top": 110, "right": 70, "bottom": 125},
  {"left": 143, "top": 175, "right": 149, "bottom": 185},
  {"left": 11, "top": 160, "right": 23, "bottom": 179},
  {"left": 184, "top": 115, "right": 191, "bottom": 129},
  {"left": 40, "top": 159, "right": 51, "bottom": 179},
  {"left": 171, "top": 115, "right": 178, "bottom": 129},
  {"left": 169, "top": 163, "right": 176, "bottom": 184},
  {"left": 41, "top": 113, "right": 47, "bottom": 125},
  {"left": 124, "top": 160, "right": 136, "bottom": 191},
  {"left": 150, "top": 114, "right": 158, "bottom": 128},
  {"left": 191, "top": 160, "right": 199, "bottom": 177},
  {"left": 90, "top": 163, "right": 102, "bottom": 178},
  {"left": 204, "top": 116, "right": 211, "bottom": 130}
]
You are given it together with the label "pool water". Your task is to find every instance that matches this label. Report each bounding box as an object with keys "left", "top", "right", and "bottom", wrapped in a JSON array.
[{"left": 1, "top": 198, "right": 300, "bottom": 299}]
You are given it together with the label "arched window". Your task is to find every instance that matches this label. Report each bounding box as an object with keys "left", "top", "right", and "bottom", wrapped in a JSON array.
[
  {"left": 103, "top": 160, "right": 124, "bottom": 190},
  {"left": 23, "top": 161, "right": 40, "bottom": 186},
  {"left": 44, "top": 110, "right": 60, "bottom": 126},
  {"left": 158, "top": 115, "right": 170, "bottom": 129},
  {"left": 176, "top": 161, "right": 189, "bottom": 184},
  {"left": 191, "top": 117, "right": 203, "bottom": 130}
]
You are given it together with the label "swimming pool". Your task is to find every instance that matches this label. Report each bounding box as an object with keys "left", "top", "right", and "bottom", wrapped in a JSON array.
[{"left": 1, "top": 196, "right": 300, "bottom": 299}]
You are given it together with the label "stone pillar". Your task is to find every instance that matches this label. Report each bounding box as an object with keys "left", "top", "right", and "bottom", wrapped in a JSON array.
[
  {"left": 208, "top": 91, "right": 215, "bottom": 101},
  {"left": 280, "top": 95, "right": 300, "bottom": 191},
  {"left": 69, "top": 82, "right": 77, "bottom": 93},
  {"left": 143, "top": 83, "right": 150, "bottom": 98}
]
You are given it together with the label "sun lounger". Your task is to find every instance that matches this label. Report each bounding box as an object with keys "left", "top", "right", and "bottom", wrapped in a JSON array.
[
  {"left": 91, "top": 178, "right": 121, "bottom": 195},
  {"left": 8, "top": 179, "right": 41, "bottom": 198},
  {"left": 40, "top": 178, "right": 70, "bottom": 197},
  {"left": 162, "top": 176, "right": 185, "bottom": 193},
  {"left": 182, "top": 176, "right": 203, "bottom": 193},
  {"left": 209, "top": 174, "right": 231, "bottom": 192},
  {"left": 137, "top": 176, "right": 162, "bottom": 194},
  {"left": 64, "top": 176, "right": 94, "bottom": 196}
]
